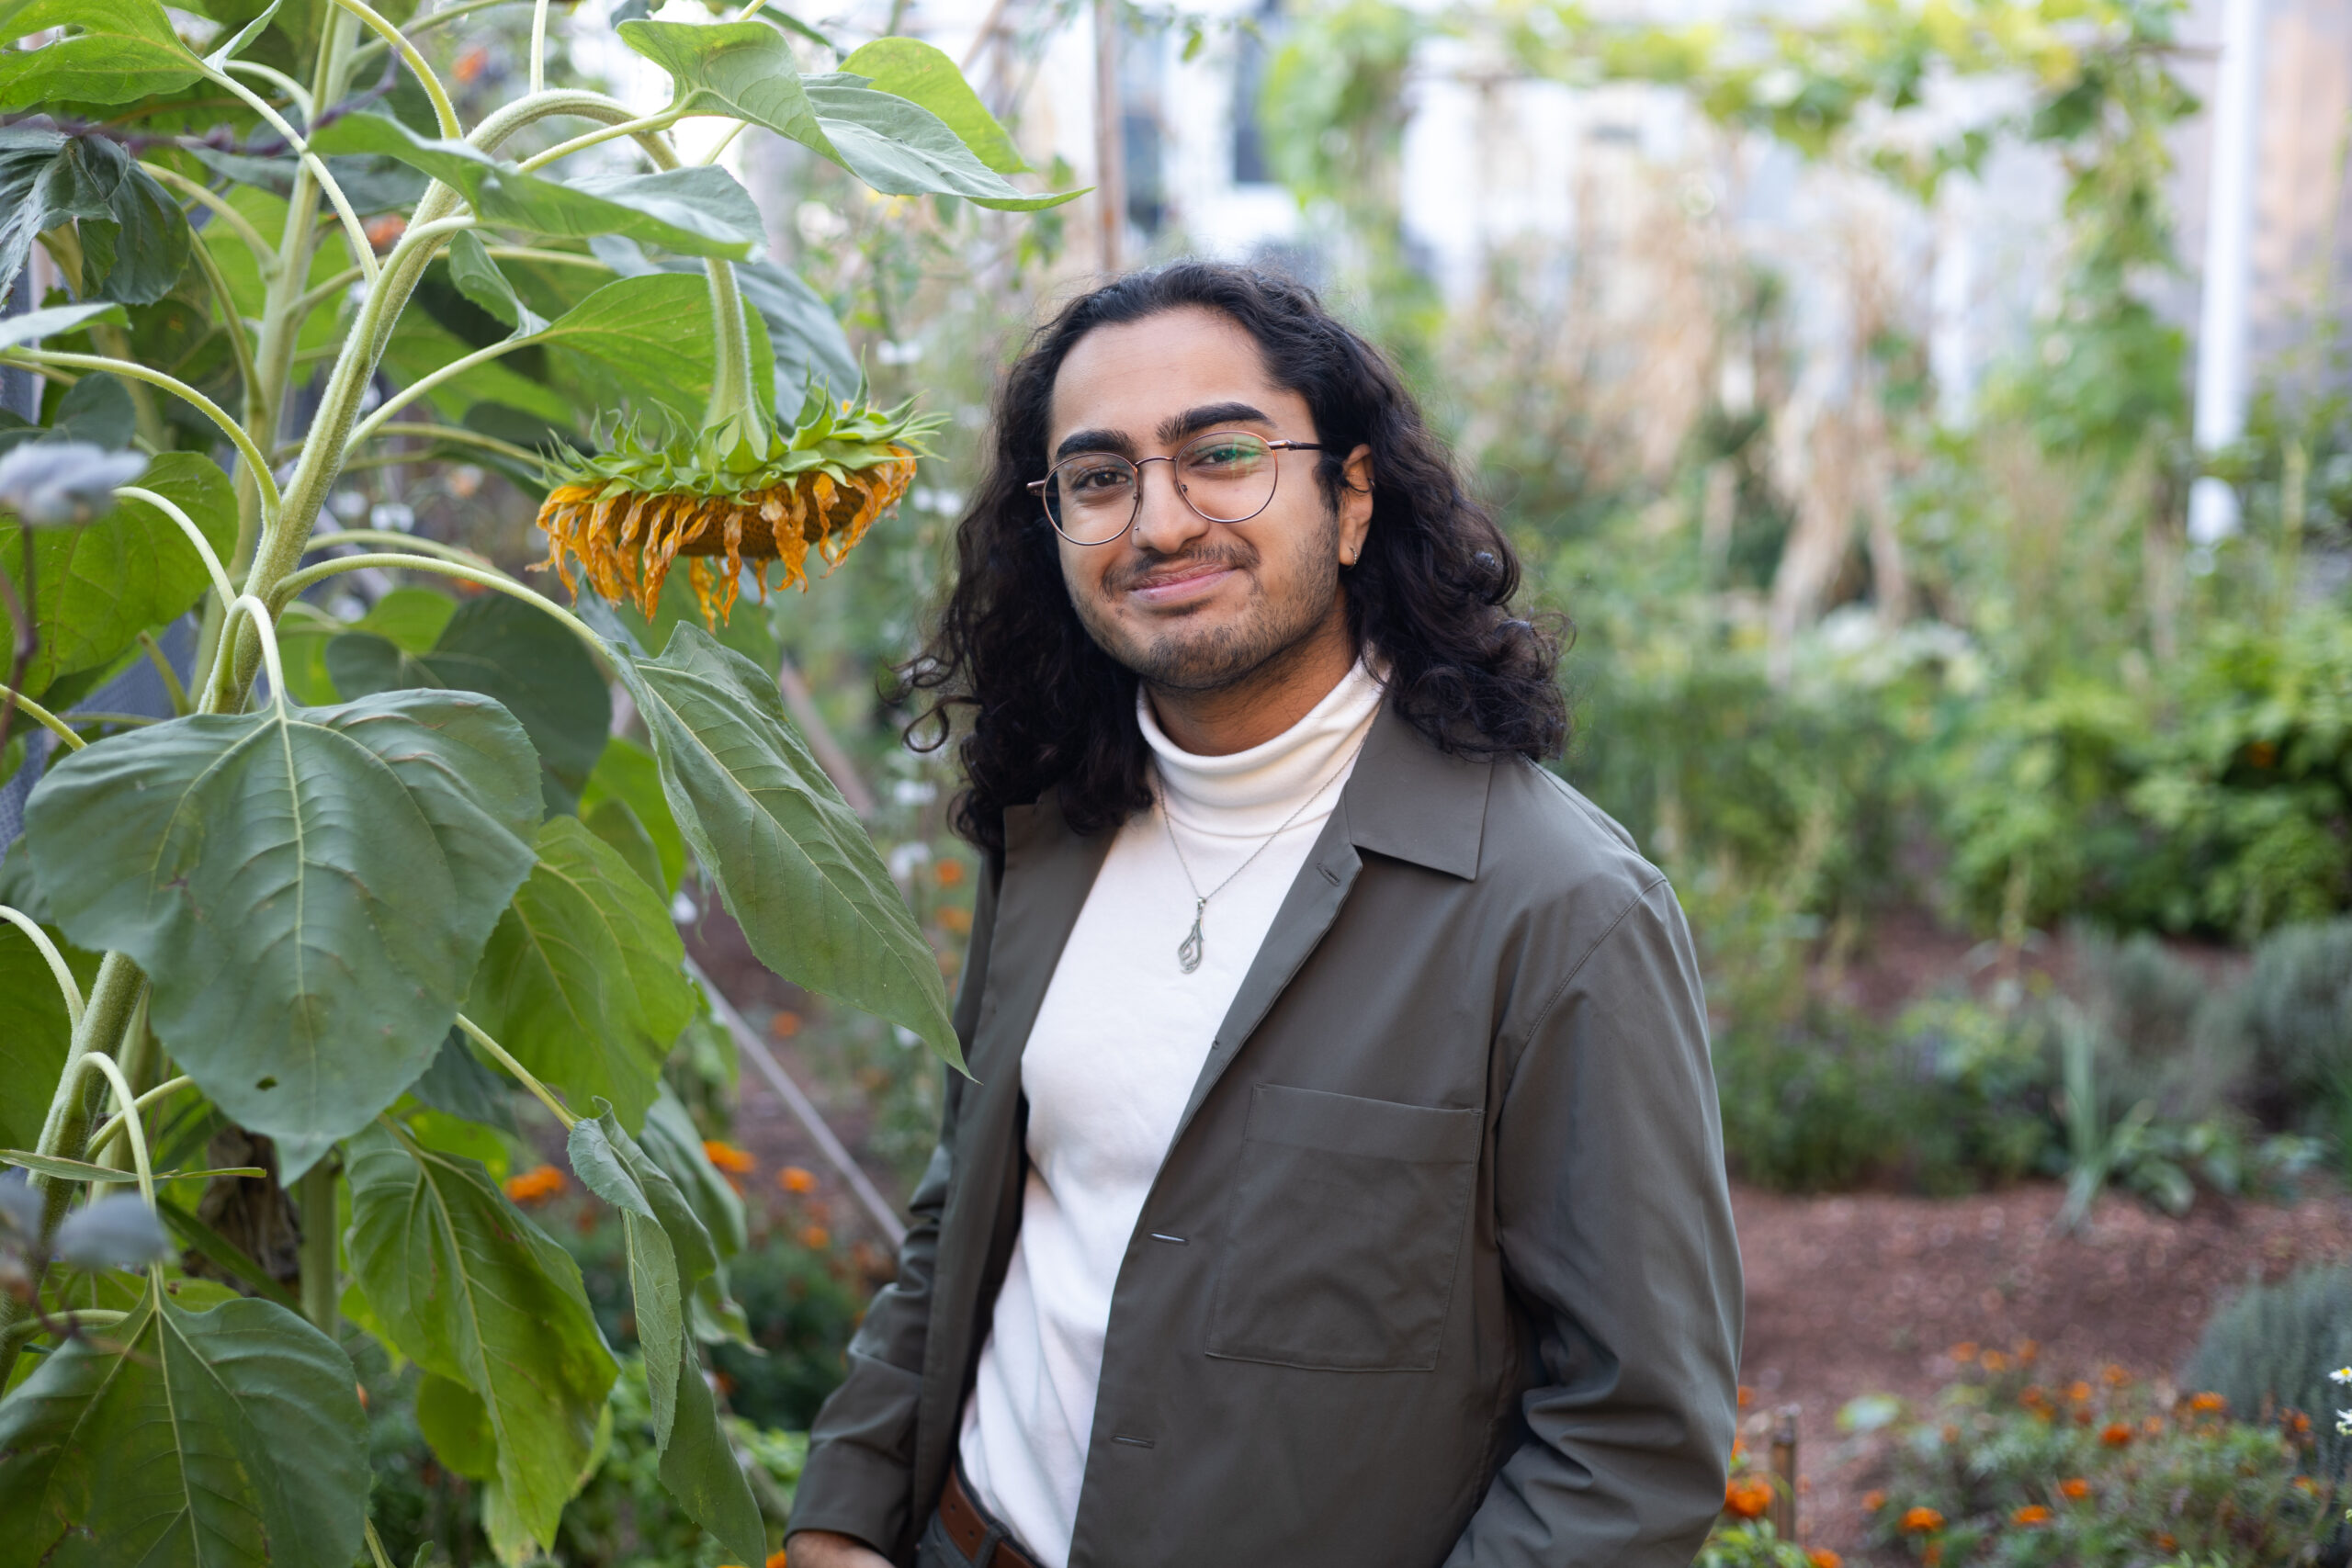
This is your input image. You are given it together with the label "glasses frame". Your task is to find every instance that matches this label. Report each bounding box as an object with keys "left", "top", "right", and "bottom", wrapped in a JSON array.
[{"left": 1025, "top": 430, "right": 1328, "bottom": 546}]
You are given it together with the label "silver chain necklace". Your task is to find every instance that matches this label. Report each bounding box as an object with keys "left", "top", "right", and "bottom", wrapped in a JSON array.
[{"left": 1159, "top": 733, "right": 1369, "bottom": 974}]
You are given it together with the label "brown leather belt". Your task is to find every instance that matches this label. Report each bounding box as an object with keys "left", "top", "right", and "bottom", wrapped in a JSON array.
[{"left": 938, "top": 1465, "right": 1041, "bottom": 1568}]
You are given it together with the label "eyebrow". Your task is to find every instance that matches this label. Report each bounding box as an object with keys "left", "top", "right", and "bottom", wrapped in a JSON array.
[{"left": 1051, "top": 400, "right": 1276, "bottom": 463}]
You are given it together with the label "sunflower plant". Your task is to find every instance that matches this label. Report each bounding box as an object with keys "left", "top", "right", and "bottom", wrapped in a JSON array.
[{"left": 0, "top": 0, "right": 1071, "bottom": 1558}]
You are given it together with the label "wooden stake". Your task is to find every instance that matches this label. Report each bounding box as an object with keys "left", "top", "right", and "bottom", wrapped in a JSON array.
[
  {"left": 1769, "top": 1404, "right": 1800, "bottom": 1544},
  {"left": 1092, "top": 0, "right": 1125, "bottom": 272}
]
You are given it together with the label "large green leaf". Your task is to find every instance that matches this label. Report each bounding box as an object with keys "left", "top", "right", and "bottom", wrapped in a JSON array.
[
  {"left": 310, "top": 112, "right": 765, "bottom": 259},
  {"left": 0, "top": 922, "right": 98, "bottom": 1152},
  {"left": 0, "top": 129, "right": 191, "bottom": 306},
  {"left": 619, "top": 21, "right": 1077, "bottom": 210},
  {"left": 187, "top": 145, "right": 427, "bottom": 217},
  {"left": 582, "top": 736, "right": 684, "bottom": 895},
  {"left": 568, "top": 1105, "right": 760, "bottom": 1565},
  {"left": 345, "top": 1122, "right": 618, "bottom": 1553},
  {"left": 467, "top": 817, "right": 697, "bottom": 1130},
  {"left": 534, "top": 273, "right": 736, "bottom": 423},
  {"left": 23, "top": 690, "right": 541, "bottom": 1179},
  {"left": 588, "top": 234, "right": 856, "bottom": 402},
  {"left": 610, "top": 625, "right": 957, "bottom": 1064},
  {"left": 840, "top": 37, "right": 1028, "bottom": 173},
  {"left": 0, "top": 1288, "right": 369, "bottom": 1568},
  {"left": 327, "top": 591, "right": 611, "bottom": 814},
  {"left": 0, "top": 0, "right": 206, "bottom": 109},
  {"left": 379, "top": 308, "right": 577, "bottom": 429},
  {"left": 0, "top": 451, "right": 234, "bottom": 698}
]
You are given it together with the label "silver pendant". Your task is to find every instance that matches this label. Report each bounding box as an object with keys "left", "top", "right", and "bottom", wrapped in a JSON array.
[{"left": 1178, "top": 899, "right": 1205, "bottom": 973}]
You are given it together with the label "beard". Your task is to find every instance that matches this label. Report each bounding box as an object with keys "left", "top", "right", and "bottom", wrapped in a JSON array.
[{"left": 1072, "top": 510, "right": 1343, "bottom": 694}]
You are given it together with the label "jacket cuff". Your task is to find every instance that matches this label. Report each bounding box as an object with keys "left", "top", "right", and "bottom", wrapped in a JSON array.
[{"left": 787, "top": 1438, "right": 917, "bottom": 1557}]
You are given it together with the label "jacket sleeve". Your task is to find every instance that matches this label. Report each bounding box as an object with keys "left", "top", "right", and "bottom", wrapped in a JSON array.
[
  {"left": 786, "top": 858, "right": 1002, "bottom": 1554},
  {"left": 1445, "top": 877, "right": 1744, "bottom": 1567}
]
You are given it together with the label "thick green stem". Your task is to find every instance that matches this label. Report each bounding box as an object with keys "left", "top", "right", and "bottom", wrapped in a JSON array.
[
  {"left": 298, "top": 1161, "right": 341, "bottom": 1337},
  {"left": 0, "top": 954, "right": 149, "bottom": 1388},
  {"left": 703, "top": 258, "right": 771, "bottom": 447}
]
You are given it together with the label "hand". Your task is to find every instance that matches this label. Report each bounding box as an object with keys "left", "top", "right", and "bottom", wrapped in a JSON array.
[{"left": 783, "top": 1529, "right": 896, "bottom": 1568}]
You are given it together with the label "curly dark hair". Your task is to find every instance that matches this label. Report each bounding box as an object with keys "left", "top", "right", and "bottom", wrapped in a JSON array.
[{"left": 899, "top": 261, "right": 1566, "bottom": 859}]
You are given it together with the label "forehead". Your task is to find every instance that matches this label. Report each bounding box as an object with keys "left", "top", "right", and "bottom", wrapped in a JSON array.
[{"left": 1046, "top": 307, "right": 1308, "bottom": 449}]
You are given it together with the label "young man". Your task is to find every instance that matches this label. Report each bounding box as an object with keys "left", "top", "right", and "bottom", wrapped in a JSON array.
[{"left": 787, "top": 264, "right": 1741, "bottom": 1568}]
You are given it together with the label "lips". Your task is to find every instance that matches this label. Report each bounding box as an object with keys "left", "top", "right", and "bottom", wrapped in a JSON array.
[{"left": 1115, "top": 551, "right": 1251, "bottom": 605}]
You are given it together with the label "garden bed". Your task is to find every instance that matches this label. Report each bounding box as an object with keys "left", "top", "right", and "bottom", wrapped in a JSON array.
[{"left": 1736, "top": 1179, "right": 2352, "bottom": 1559}]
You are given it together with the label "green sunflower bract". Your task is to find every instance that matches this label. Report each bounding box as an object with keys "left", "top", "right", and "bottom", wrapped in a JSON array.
[{"left": 535, "top": 385, "right": 935, "bottom": 626}]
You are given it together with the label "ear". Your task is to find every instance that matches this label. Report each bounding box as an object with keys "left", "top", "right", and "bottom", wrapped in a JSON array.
[{"left": 1336, "top": 444, "right": 1374, "bottom": 566}]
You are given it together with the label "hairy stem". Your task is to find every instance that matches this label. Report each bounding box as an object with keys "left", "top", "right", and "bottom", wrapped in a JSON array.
[
  {"left": 298, "top": 1160, "right": 341, "bottom": 1337},
  {"left": 0, "top": 955, "right": 150, "bottom": 1387}
]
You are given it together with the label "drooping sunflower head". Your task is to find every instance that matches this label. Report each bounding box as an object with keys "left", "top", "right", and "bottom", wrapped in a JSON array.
[{"left": 535, "top": 384, "right": 940, "bottom": 626}]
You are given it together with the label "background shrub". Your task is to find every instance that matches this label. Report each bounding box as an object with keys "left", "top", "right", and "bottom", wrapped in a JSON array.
[{"left": 2184, "top": 1262, "right": 2352, "bottom": 1483}]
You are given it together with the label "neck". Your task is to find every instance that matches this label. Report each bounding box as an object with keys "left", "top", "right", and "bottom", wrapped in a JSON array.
[{"left": 1143, "top": 600, "right": 1357, "bottom": 756}]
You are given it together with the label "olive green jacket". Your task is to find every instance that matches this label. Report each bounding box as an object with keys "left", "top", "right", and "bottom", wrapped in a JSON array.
[{"left": 789, "top": 702, "right": 1743, "bottom": 1567}]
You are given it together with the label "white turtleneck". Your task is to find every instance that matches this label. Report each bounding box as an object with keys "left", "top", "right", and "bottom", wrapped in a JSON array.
[{"left": 956, "top": 660, "right": 1386, "bottom": 1567}]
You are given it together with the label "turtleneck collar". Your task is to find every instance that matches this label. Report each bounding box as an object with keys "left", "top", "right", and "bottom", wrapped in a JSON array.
[{"left": 1137, "top": 659, "right": 1386, "bottom": 837}]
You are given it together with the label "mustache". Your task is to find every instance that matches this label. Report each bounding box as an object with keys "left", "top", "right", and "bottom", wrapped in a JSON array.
[{"left": 1102, "top": 541, "right": 1258, "bottom": 592}]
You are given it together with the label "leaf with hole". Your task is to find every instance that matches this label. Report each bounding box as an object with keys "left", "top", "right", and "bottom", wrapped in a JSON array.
[
  {"left": 345, "top": 1122, "right": 617, "bottom": 1554},
  {"left": 0, "top": 450, "right": 235, "bottom": 699},
  {"left": 23, "top": 689, "right": 542, "bottom": 1181},
  {"left": 612, "top": 625, "right": 957, "bottom": 1066},
  {"left": 310, "top": 112, "right": 765, "bottom": 260},
  {"left": 467, "top": 817, "right": 697, "bottom": 1130},
  {"left": 0, "top": 1289, "right": 369, "bottom": 1567}
]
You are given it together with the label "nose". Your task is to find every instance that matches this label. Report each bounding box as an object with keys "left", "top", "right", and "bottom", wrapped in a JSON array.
[{"left": 1126, "top": 456, "right": 1212, "bottom": 554}]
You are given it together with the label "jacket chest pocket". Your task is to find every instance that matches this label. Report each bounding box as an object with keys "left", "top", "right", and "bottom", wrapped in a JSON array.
[{"left": 1205, "top": 1083, "right": 1483, "bottom": 1372}]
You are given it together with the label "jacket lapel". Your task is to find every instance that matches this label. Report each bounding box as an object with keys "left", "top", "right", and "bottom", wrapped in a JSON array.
[{"left": 912, "top": 793, "right": 1112, "bottom": 1508}]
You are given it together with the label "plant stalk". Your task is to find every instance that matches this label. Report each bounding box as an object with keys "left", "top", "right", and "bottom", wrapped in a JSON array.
[{"left": 298, "top": 1160, "right": 341, "bottom": 1337}]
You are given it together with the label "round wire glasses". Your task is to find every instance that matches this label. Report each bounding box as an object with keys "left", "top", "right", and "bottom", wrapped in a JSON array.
[{"left": 1026, "top": 430, "right": 1327, "bottom": 546}]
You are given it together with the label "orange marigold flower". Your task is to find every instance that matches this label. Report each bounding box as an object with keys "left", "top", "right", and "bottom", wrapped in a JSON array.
[
  {"left": 2100, "top": 1422, "right": 2133, "bottom": 1448},
  {"left": 1949, "top": 1342, "right": 1980, "bottom": 1364},
  {"left": 779, "top": 1165, "right": 819, "bottom": 1194},
  {"left": 2011, "top": 1505, "right": 2052, "bottom": 1527},
  {"left": 935, "top": 858, "right": 966, "bottom": 887},
  {"left": 1980, "top": 1349, "right": 2010, "bottom": 1372},
  {"left": 703, "top": 1140, "right": 755, "bottom": 1176},
  {"left": 1861, "top": 1490, "right": 1887, "bottom": 1513},
  {"left": 452, "top": 42, "right": 490, "bottom": 83},
  {"left": 938, "top": 905, "right": 973, "bottom": 935},
  {"left": 2154, "top": 1533, "right": 2177, "bottom": 1551},
  {"left": 363, "top": 214, "right": 407, "bottom": 252},
  {"left": 2059, "top": 1478, "right": 2090, "bottom": 1500},
  {"left": 1723, "top": 1477, "right": 1772, "bottom": 1519},
  {"left": 798, "top": 1224, "right": 832, "bottom": 1250},
  {"left": 2018, "top": 1339, "right": 2040, "bottom": 1363},
  {"left": 2101, "top": 1363, "right": 2132, "bottom": 1386},
  {"left": 1737, "top": 1384, "right": 1756, "bottom": 1410},
  {"left": 769, "top": 1010, "right": 802, "bottom": 1039},
  {"left": 2287, "top": 1409, "right": 2312, "bottom": 1435},
  {"left": 768, "top": 1551, "right": 790, "bottom": 1568},
  {"left": 503, "top": 1164, "right": 566, "bottom": 1204},
  {"left": 1899, "top": 1506, "right": 1945, "bottom": 1534},
  {"left": 2188, "top": 1391, "right": 2227, "bottom": 1414},
  {"left": 2142, "top": 1415, "right": 2165, "bottom": 1436},
  {"left": 2066, "top": 1380, "right": 2093, "bottom": 1404},
  {"left": 2019, "top": 1384, "right": 2049, "bottom": 1407},
  {"left": 1808, "top": 1552, "right": 1842, "bottom": 1568}
]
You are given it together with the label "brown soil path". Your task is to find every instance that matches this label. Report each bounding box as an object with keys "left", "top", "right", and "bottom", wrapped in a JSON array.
[{"left": 1736, "top": 1180, "right": 2352, "bottom": 1559}]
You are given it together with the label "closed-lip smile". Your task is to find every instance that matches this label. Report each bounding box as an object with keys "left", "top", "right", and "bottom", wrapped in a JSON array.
[{"left": 1126, "top": 560, "right": 1238, "bottom": 604}]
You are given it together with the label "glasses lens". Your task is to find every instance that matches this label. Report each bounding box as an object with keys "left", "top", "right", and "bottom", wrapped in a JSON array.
[
  {"left": 1177, "top": 433, "right": 1278, "bottom": 522},
  {"left": 1046, "top": 455, "right": 1139, "bottom": 543}
]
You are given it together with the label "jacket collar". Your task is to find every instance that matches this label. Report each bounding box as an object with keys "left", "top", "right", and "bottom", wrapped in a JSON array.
[{"left": 1336, "top": 696, "right": 1491, "bottom": 880}]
